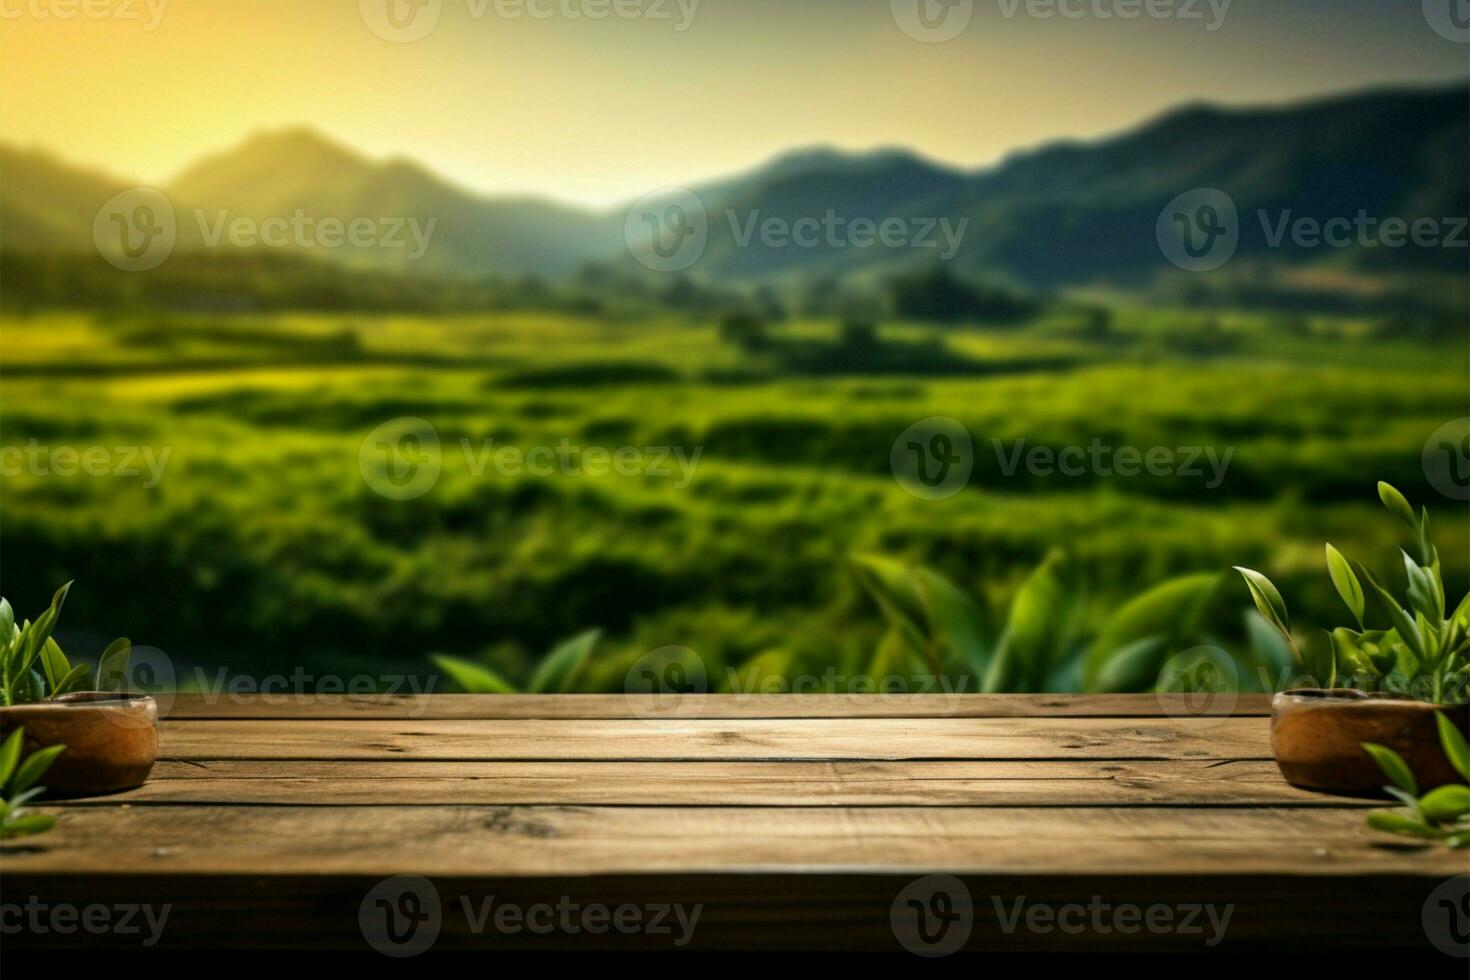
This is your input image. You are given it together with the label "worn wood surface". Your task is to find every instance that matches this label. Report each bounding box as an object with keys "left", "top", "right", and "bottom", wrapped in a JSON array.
[{"left": 2, "top": 694, "right": 1463, "bottom": 956}]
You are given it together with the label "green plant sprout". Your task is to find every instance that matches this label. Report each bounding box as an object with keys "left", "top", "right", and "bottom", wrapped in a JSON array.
[
  {"left": 0, "top": 727, "right": 66, "bottom": 839},
  {"left": 0, "top": 583, "right": 133, "bottom": 706},
  {"left": 1362, "top": 714, "right": 1470, "bottom": 849},
  {"left": 1235, "top": 482, "right": 1470, "bottom": 705},
  {"left": 432, "top": 629, "right": 602, "bottom": 693},
  {"left": 850, "top": 551, "right": 1223, "bottom": 693}
]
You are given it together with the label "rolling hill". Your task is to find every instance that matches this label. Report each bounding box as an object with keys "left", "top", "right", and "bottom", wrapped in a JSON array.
[{"left": 3, "top": 82, "right": 1465, "bottom": 291}]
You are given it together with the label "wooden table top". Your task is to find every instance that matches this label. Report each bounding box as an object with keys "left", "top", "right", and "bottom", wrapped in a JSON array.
[{"left": 3, "top": 694, "right": 1466, "bottom": 956}]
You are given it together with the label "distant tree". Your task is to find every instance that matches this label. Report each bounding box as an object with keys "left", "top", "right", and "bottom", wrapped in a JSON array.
[
  {"left": 839, "top": 318, "right": 879, "bottom": 352},
  {"left": 720, "top": 310, "right": 770, "bottom": 352},
  {"left": 887, "top": 266, "right": 1035, "bottom": 325}
]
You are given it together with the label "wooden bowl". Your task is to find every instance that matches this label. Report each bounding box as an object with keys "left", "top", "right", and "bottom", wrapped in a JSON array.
[
  {"left": 1270, "top": 688, "right": 1467, "bottom": 797},
  {"left": 0, "top": 692, "right": 158, "bottom": 796}
]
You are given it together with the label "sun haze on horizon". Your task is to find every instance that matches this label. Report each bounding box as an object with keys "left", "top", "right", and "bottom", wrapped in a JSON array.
[{"left": 2, "top": 0, "right": 1466, "bottom": 207}]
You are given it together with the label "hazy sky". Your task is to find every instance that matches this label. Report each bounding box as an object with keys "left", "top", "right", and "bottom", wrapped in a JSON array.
[{"left": 3, "top": 0, "right": 1466, "bottom": 206}]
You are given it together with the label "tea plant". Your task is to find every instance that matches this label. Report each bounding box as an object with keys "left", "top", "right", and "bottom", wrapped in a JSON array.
[
  {"left": 0, "top": 583, "right": 132, "bottom": 706},
  {"left": 1236, "top": 482, "right": 1470, "bottom": 704},
  {"left": 1362, "top": 714, "right": 1470, "bottom": 848},
  {"left": 851, "top": 551, "right": 1224, "bottom": 693},
  {"left": 0, "top": 727, "right": 66, "bottom": 839},
  {"left": 432, "top": 630, "right": 601, "bottom": 693}
]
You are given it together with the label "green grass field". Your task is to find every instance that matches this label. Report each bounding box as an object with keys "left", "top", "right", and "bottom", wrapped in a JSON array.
[{"left": 1, "top": 308, "right": 1465, "bottom": 693}]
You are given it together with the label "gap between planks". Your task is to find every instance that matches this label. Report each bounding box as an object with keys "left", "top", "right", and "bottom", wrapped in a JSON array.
[{"left": 162, "top": 692, "right": 1272, "bottom": 721}]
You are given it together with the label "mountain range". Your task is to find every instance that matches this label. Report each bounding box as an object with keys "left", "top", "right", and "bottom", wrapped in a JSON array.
[{"left": 2, "top": 82, "right": 1465, "bottom": 290}]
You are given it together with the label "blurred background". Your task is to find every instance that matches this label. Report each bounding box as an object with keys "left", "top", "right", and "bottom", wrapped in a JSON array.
[{"left": 1, "top": 0, "right": 1466, "bottom": 694}]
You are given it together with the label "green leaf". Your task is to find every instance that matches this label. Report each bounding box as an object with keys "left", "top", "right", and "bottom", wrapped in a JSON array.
[
  {"left": 724, "top": 649, "right": 793, "bottom": 694},
  {"left": 95, "top": 637, "right": 132, "bottom": 692},
  {"left": 1436, "top": 712, "right": 1469, "bottom": 782},
  {"left": 50, "top": 663, "right": 92, "bottom": 698},
  {"left": 999, "top": 551, "right": 1080, "bottom": 692},
  {"left": 1365, "top": 810, "right": 1442, "bottom": 838},
  {"left": 1325, "top": 544, "right": 1365, "bottom": 629},
  {"left": 1084, "top": 572, "right": 1219, "bottom": 689},
  {"left": 1378, "top": 481, "right": 1418, "bottom": 532},
  {"left": 1419, "top": 785, "right": 1470, "bottom": 824},
  {"left": 1091, "top": 635, "right": 1167, "bottom": 694},
  {"left": 0, "top": 813, "right": 58, "bottom": 839},
  {"left": 429, "top": 655, "right": 516, "bottom": 694},
  {"left": 913, "top": 566, "right": 992, "bottom": 677},
  {"left": 1362, "top": 742, "right": 1417, "bottom": 796},
  {"left": 850, "top": 554, "right": 930, "bottom": 654},
  {"left": 10, "top": 743, "right": 66, "bottom": 795},
  {"left": 1369, "top": 580, "right": 1428, "bottom": 666},
  {"left": 868, "top": 629, "right": 918, "bottom": 685},
  {"left": 0, "top": 727, "right": 23, "bottom": 787},
  {"left": 38, "top": 637, "right": 70, "bottom": 692},
  {"left": 1403, "top": 553, "right": 1443, "bottom": 623},
  {"left": 528, "top": 629, "right": 600, "bottom": 694},
  {"left": 19, "top": 582, "right": 72, "bottom": 677},
  {"left": 1233, "top": 567, "right": 1289, "bottom": 638},
  {"left": 0, "top": 598, "right": 14, "bottom": 647}
]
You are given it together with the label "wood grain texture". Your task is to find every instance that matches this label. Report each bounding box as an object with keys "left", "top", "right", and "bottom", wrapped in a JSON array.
[
  {"left": 156, "top": 716, "right": 1273, "bottom": 761},
  {"left": 3, "top": 804, "right": 1457, "bottom": 877},
  {"left": 5, "top": 695, "right": 1457, "bottom": 955},
  {"left": 161, "top": 692, "right": 1272, "bottom": 720},
  {"left": 70, "top": 759, "right": 1364, "bottom": 807}
]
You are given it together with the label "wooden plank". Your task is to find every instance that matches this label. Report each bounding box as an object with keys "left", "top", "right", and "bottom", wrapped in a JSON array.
[
  {"left": 162, "top": 692, "right": 1273, "bottom": 720},
  {"left": 3, "top": 804, "right": 1456, "bottom": 878},
  {"left": 72, "top": 759, "right": 1359, "bottom": 807},
  {"left": 156, "top": 717, "right": 1273, "bottom": 761}
]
